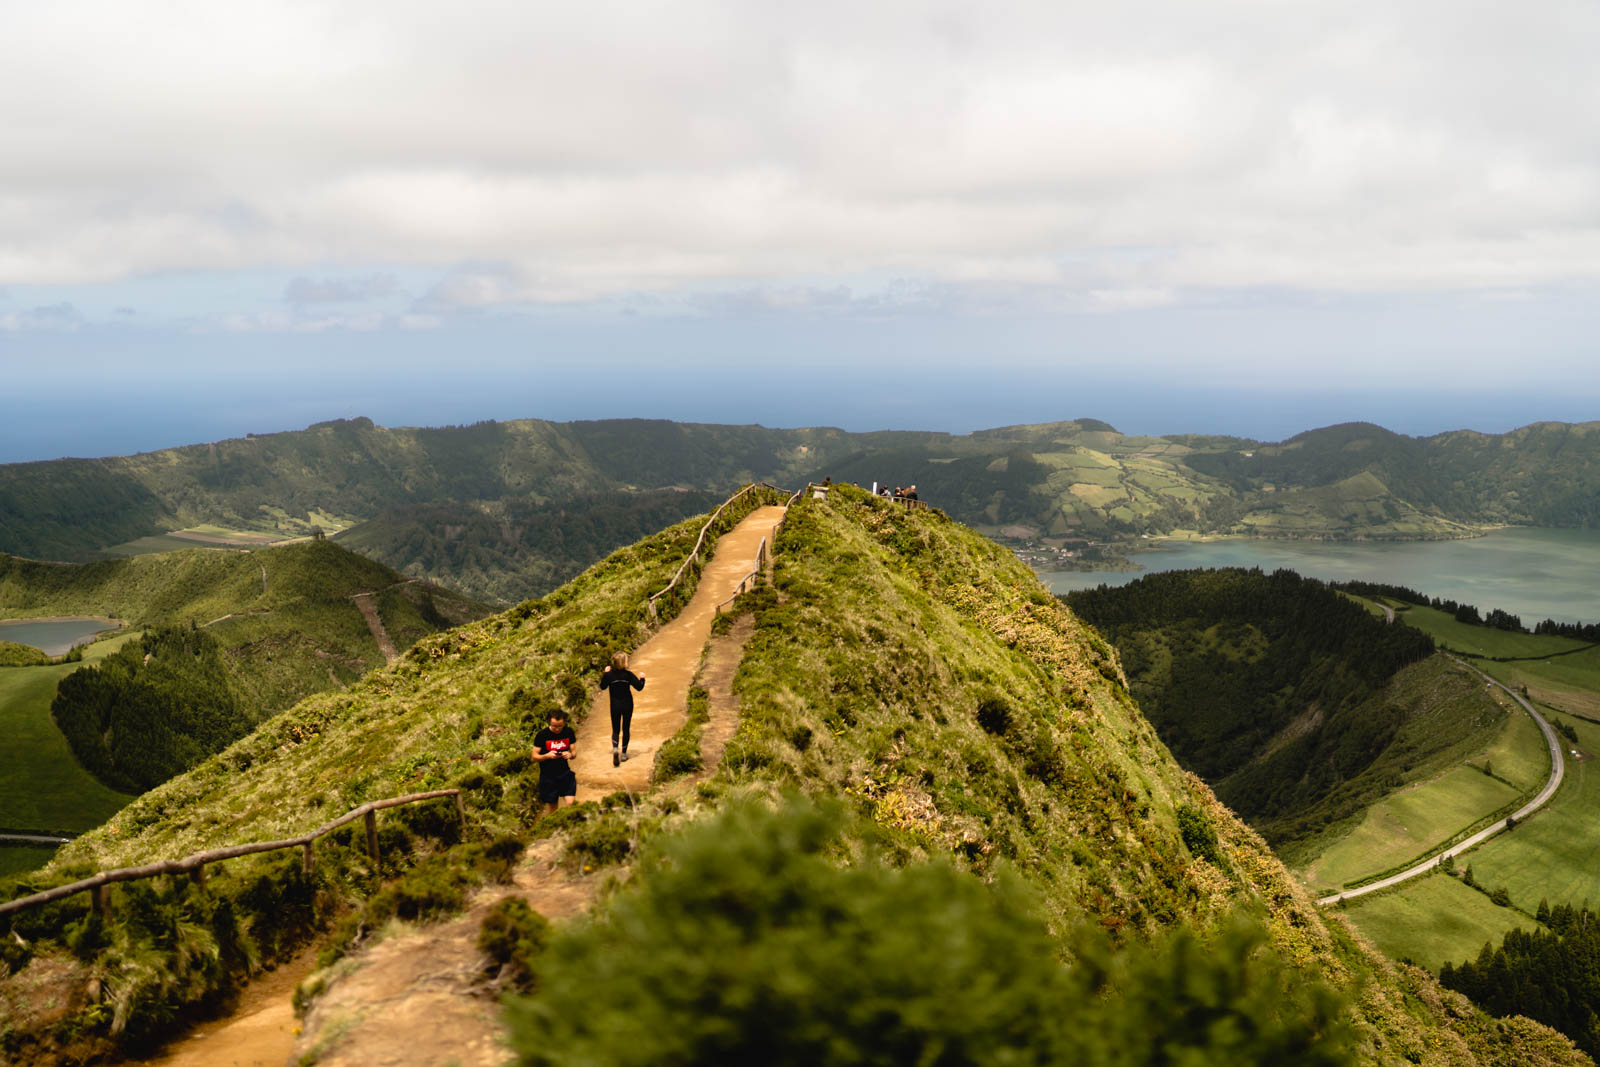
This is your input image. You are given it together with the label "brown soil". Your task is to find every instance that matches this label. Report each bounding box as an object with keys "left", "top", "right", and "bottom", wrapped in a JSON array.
[
  {"left": 121, "top": 945, "right": 321, "bottom": 1067},
  {"left": 351, "top": 592, "right": 399, "bottom": 664},
  {"left": 293, "top": 838, "right": 595, "bottom": 1067},
  {"left": 695, "top": 613, "right": 756, "bottom": 777}
]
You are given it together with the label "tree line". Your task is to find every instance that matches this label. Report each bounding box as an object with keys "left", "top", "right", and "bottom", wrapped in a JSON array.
[
  {"left": 1440, "top": 902, "right": 1600, "bottom": 1060},
  {"left": 1333, "top": 579, "right": 1600, "bottom": 642},
  {"left": 51, "top": 625, "right": 252, "bottom": 793},
  {"left": 1067, "top": 568, "right": 1436, "bottom": 847}
]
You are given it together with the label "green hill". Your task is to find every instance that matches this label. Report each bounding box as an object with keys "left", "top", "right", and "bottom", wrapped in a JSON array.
[
  {"left": 5, "top": 416, "right": 1599, "bottom": 604},
  {"left": 0, "top": 541, "right": 489, "bottom": 835},
  {"left": 0, "top": 491, "right": 1584, "bottom": 1064},
  {"left": 1061, "top": 569, "right": 1536, "bottom": 866}
]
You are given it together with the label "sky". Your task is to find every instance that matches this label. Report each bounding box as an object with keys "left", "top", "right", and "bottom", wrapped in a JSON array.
[{"left": 3, "top": 1, "right": 1598, "bottom": 462}]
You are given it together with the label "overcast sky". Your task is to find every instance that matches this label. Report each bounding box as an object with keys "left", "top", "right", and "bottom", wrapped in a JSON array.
[{"left": 3, "top": 1, "right": 1597, "bottom": 460}]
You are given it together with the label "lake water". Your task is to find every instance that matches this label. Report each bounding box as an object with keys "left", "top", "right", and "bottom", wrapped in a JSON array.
[
  {"left": 0, "top": 617, "right": 120, "bottom": 657},
  {"left": 1039, "top": 527, "right": 1600, "bottom": 626}
]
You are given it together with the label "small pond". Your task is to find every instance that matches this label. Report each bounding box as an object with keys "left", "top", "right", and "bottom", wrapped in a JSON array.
[{"left": 0, "top": 617, "right": 121, "bottom": 657}]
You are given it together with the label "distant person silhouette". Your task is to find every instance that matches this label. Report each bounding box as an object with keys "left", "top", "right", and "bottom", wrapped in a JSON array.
[{"left": 599, "top": 652, "right": 646, "bottom": 765}]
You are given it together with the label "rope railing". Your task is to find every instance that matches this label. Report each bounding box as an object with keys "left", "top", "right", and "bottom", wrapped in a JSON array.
[
  {"left": 0, "top": 788, "right": 464, "bottom": 921},
  {"left": 647, "top": 482, "right": 787, "bottom": 620}
]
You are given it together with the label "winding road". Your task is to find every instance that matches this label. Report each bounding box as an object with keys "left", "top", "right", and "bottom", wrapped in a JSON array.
[
  {"left": 1319, "top": 659, "right": 1566, "bottom": 906},
  {"left": 0, "top": 833, "right": 70, "bottom": 845}
]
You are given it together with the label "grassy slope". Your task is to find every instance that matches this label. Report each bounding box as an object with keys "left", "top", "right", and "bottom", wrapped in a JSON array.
[
  {"left": 1449, "top": 714, "right": 1600, "bottom": 915},
  {"left": 1398, "top": 606, "right": 1589, "bottom": 658},
  {"left": 0, "top": 632, "right": 139, "bottom": 835},
  {"left": 2, "top": 490, "right": 1587, "bottom": 1063},
  {"left": 1331, "top": 617, "right": 1600, "bottom": 969},
  {"left": 1340, "top": 874, "right": 1535, "bottom": 972},
  {"left": 43, "top": 503, "right": 758, "bottom": 870},
  {"left": 0, "top": 541, "right": 488, "bottom": 722},
  {"left": 712, "top": 489, "right": 1576, "bottom": 1063}
]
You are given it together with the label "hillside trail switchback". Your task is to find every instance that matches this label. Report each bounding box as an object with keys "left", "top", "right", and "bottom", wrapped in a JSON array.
[{"left": 118, "top": 503, "right": 784, "bottom": 1067}]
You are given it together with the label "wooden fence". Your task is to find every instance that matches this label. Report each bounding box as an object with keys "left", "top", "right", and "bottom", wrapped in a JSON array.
[
  {"left": 0, "top": 788, "right": 463, "bottom": 921},
  {"left": 715, "top": 535, "right": 770, "bottom": 614},
  {"left": 646, "top": 482, "right": 787, "bottom": 620},
  {"left": 713, "top": 481, "right": 820, "bottom": 614}
]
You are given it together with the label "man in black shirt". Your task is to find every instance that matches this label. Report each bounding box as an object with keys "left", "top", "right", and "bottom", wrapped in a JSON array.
[
  {"left": 599, "top": 652, "right": 646, "bottom": 766},
  {"left": 532, "top": 708, "right": 578, "bottom": 814}
]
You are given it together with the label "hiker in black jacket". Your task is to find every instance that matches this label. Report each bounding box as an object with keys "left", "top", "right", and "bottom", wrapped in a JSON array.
[{"left": 599, "top": 652, "right": 646, "bottom": 766}]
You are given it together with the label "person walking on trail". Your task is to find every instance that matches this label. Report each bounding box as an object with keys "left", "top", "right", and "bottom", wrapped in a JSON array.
[
  {"left": 600, "top": 652, "right": 646, "bottom": 766},
  {"left": 532, "top": 708, "right": 578, "bottom": 814}
]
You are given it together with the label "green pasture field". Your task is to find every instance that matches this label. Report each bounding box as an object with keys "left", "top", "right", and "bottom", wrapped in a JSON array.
[
  {"left": 1287, "top": 655, "right": 1540, "bottom": 883},
  {"left": 1397, "top": 605, "right": 1587, "bottom": 658},
  {"left": 1300, "top": 764, "right": 1523, "bottom": 894},
  {"left": 1343, "top": 593, "right": 1391, "bottom": 620},
  {"left": 102, "top": 534, "right": 222, "bottom": 557},
  {"left": 1447, "top": 714, "right": 1600, "bottom": 917},
  {"left": 1482, "top": 646, "right": 1600, "bottom": 721},
  {"left": 0, "top": 632, "right": 137, "bottom": 838},
  {"left": 1339, "top": 872, "right": 1533, "bottom": 971},
  {"left": 0, "top": 844, "right": 57, "bottom": 879}
]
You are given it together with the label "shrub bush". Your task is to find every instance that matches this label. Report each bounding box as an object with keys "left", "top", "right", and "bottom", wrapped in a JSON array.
[
  {"left": 505, "top": 800, "right": 1350, "bottom": 1067},
  {"left": 478, "top": 897, "right": 550, "bottom": 991}
]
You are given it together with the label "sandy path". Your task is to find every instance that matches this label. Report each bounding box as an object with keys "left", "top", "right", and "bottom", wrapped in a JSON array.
[
  {"left": 122, "top": 946, "right": 320, "bottom": 1067},
  {"left": 572, "top": 505, "right": 784, "bottom": 798}
]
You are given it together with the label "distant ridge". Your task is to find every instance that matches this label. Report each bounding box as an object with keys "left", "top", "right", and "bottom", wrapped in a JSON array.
[{"left": 1, "top": 415, "right": 1597, "bottom": 601}]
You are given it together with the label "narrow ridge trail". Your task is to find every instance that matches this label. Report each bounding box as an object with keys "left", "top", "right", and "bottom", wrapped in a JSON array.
[
  {"left": 573, "top": 504, "right": 783, "bottom": 796},
  {"left": 119, "top": 503, "right": 783, "bottom": 1067}
]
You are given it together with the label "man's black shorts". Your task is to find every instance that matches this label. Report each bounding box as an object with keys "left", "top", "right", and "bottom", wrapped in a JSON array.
[{"left": 539, "top": 771, "right": 577, "bottom": 805}]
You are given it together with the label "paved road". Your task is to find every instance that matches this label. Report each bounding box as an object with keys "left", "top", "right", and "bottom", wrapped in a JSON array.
[
  {"left": 0, "top": 833, "right": 70, "bottom": 845},
  {"left": 1319, "top": 660, "right": 1566, "bottom": 906}
]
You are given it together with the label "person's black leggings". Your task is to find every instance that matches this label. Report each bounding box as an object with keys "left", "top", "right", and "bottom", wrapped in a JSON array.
[{"left": 611, "top": 705, "right": 633, "bottom": 751}]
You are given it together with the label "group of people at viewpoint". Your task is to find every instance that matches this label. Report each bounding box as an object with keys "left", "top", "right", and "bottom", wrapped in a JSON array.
[
  {"left": 530, "top": 652, "right": 645, "bottom": 813},
  {"left": 822, "top": 476, "right": 920, "bottom": 503}
]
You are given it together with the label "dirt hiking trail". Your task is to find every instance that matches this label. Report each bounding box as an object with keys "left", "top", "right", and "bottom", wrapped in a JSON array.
[
  {"left": 573, "top": 504, "right": 783, "bottom": 797},
  {"left": 117, "top": 503, "right": 783, "bottom": 1067}
]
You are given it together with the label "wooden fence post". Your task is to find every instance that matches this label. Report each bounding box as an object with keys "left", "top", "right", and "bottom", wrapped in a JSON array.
[
  {"left": 91, "top": 883, "right": 111, "bottom": 922},
  {"left": 364, "top": 810, "right": 379, "bottom": 865}
]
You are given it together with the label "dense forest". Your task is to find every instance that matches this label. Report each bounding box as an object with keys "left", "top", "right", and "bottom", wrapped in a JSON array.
[
  {"left": 1066, "top": 569, "right": 1437, "bottom": 850},
  {"left": 1441, "top": 902, "right": 1600, "bottom": 1060},
  {"left": 51, "top": 626, "right": 251, "bottom": 792},
  {"left": 336, "top": 488, "right": 724, "bottom": 603}
]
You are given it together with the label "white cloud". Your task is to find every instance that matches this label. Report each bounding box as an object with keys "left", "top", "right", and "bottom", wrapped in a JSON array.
[{"left": 1, "top": 1, "right": 1597, "bottom": 310}]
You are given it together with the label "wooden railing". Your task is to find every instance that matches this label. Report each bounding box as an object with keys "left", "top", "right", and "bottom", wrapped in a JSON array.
[
  {"left": 0, "top": 788, "right": 464, "bottom": 921},
  {"left": 712, "top": 481, "right": 822, "bottom": 614},
  {"left": 716, "top": 536, "right": 770, "bottom": 614},
  {"left": 647, "top": 483, "right": 787, "bottom": 620}
]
